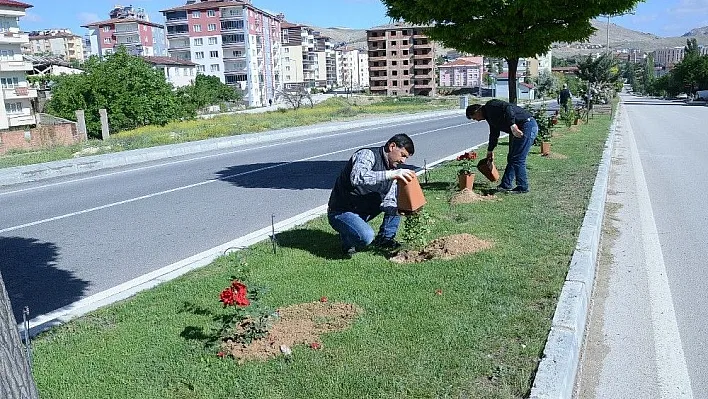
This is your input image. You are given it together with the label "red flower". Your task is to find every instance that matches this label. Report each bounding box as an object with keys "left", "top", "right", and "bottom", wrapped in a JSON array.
[
  {"left": 469, "top": 151, "right": 478, "bottom": 160},
  {"left": 310, "top": 342, "right": 322, "bottom": 350},
  {"left": 319, "top": 296, "right": 328, "bottom": 303},
  {"left": 219, "top": 288, "right": 236, "bottom": 306},
  {"left": 435, "top": 289, "right": 443, "bottom": 296},
  {"left": 217, "top": 351, "right": 225, "bottom": 358}
]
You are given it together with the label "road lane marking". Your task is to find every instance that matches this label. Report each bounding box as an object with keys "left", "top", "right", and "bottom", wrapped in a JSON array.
[
  {"left": 625, "top": 106, "right": 694, "bottom": 398},
  {"left": 1, "top": 122, "right": 470, "bottom": 233},
  {"left": 0, "top": 115, "right": 463, "bottom": 196}
]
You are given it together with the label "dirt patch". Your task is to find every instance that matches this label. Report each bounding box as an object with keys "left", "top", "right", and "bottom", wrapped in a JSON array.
[
  {"left": 222, "top": 301, "right": 362, "bottom": 362},
  {"left": 450, "top": 188, "right": 498, "bottom": 204},
  {"left": 390, "top": 233, "right": 494, "bottom": 264},
  {"left": 542, "top": 152, "right": 568, "bottom": 159}
]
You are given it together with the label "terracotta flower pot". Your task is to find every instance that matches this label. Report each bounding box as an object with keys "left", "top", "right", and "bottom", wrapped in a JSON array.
[
  {"left": 574, "top": 118, "right": 580, "bottom": 125},
  {"left": 457, "top": 171, "right": 475, "bottom": 190},
  {"left": 397, "top": 173, "right": 427, "bottom": 213},
  {"left": 541, "top": 141, "right": 551, "bottom": 156},
  {"left": 476, "top": 159, "right": 499, "bottom": 182}
]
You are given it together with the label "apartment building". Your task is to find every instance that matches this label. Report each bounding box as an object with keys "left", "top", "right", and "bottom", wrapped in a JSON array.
[
  {"left": 0, "top": 0, "right": 37, "bottom": 130},
  {"left": 83, "top": 11, "right": 167, "bottom": 58},
  {"left": 367, "top": 24, "right": 435, "bottom": 96},
  {"left": 653, "top": 46, "right": 708, "bottom": 69},
  {"left": 280, "top": 21, "right": 335, "bottom": 90},
  {"left": 438, "top": 58, "right": 482, "bottom": 88},
  {"left": 162, "top": 0, "right": 281, "bottom": 106},
  {"left": 334, "top": 46, "right": 369, "bottom": 91},
  {"left": 26, "top": 29, "right": 85, "bottom": 62}
]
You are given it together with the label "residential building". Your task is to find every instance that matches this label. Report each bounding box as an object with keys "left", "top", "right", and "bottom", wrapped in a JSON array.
[
  {"left": 280, "top": 21, "right": 335, "bottom": 90},
  {"left": 653, "top": 46, "right": 708, "bottom": 69},
  {"left": 26, "top": 29, "right": 84, "bottom": 62},
  {"left": 438, "top": 57, "right": 482, "bottom": 88},
  {"left": 335, "top": 46, "right": 368, "bottom": 91},
  {"left": 0, "top": 0, "right": 37, "bottom": 130},
  {"left": 367, "top": 24, "right": 435, "bottom": 96},
  {"left": 161, "top": 0, "right": 282, "bottom": 106},
  {"left": 83, "top": 7, "right": 167, "bottom": 58},
  {"left": 142, "top": 56, "right": 197, "bottom": 88},
  {"left": 526, "top": 51, "right": 552, "bottom": 78}
]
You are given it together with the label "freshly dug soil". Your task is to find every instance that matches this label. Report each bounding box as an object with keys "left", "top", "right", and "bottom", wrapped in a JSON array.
[
  {"left": 450, "top": 188, "right": 498, "bottom": 204},
  {"left": 390, "top": 233, "right": 494, "bottom": 264},
  {"left": 542, "top": 152, "right": 568, "bottom": 159},
  {"left": 222, "top": 301, "right": 362, "bottom": 362}
]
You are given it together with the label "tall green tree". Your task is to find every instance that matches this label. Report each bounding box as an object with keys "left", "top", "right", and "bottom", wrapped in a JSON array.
[
  {"left": 381, "top": 0, "right": 643, "bottom": 103},
  {"left": 45, "top": 47, "right": 191, "bottom": 138},
  {"left": 176, "top": 74, "right": 242, "bottom": 112}
]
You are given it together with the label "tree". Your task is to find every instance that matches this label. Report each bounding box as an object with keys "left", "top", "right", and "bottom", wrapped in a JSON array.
[
  {"left": 45, "top": 47, "right": 192, "bottom": 138},
  {"left": 275, "top": 87, "right": 313, "bottom": 110},
  {"left": 0, "top": 273, "right": 39, "bottom": 399},
  {"left": 533, "top": 70, "right": 559, "bottom": 99},
  {"left": 177, "top": 74, "right": 242, "bottom": 112},
  {"left": 381, "top": 0, "right": 643, "bottom": 103}
]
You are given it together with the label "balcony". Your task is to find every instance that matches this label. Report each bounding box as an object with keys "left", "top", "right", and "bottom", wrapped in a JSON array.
[
  {"left": 0, "top": 31, "right": 29, "bottom": 44},
  {"left": 413, "top": 53, "right": 432, "bottom": 60},
  {"left": 221, "top": 41, "right": 246, "bottom": 49},
  {"left": 0, "top": 60, "right": 33, "bottom": 72},
  {"left": 169, "top": 40, "right": 190, "bottom": 50},
  {"left": 8, "top": 112, "right": 36, "bottom": 127},
  {"left": 367, "top": 34, "right": 386, "bottom": 42},
  {"left": 3, "top": 86, "right": 37, "bottom": 100}
]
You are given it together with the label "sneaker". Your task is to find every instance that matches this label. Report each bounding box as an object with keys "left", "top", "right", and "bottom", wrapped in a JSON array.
[
  {"left": 372, "top": 237, "right": 402, "bottom": 250},
  {"left": 509, "top": 187, "right": 529, "bottom": 194},
  {"left": 494, "top": 185, "right": 512, "bottom": 192},
  {"left": 342, "top": 247, "right": 356, "bottom": 259}
]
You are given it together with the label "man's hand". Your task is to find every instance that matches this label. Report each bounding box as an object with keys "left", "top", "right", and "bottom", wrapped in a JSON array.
[
  {"left": 387, "top": 168, "right": 416, "bottom": 183},
  {"left": 511, "top": 124, "right": 524, "bottom": 138}
]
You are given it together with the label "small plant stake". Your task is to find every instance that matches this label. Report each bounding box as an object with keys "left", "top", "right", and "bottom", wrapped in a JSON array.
[
  {"left": 423, "top": 159, "right": 429, "bottom": 184},
  {"left": 23, "top": 306, "right": 32, "bottom": 368},
  {"left": 270, "top": 214, "right": 278, "bottom": 255}
]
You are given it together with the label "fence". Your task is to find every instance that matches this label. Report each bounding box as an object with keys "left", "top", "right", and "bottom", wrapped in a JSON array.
[{"left": 0, "top": 113, "right": 86, "bottom": 155}]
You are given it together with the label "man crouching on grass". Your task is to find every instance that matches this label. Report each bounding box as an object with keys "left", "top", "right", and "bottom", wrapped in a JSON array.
[{"left": 327, "top": 134, "right": 416, "bottom": 259}]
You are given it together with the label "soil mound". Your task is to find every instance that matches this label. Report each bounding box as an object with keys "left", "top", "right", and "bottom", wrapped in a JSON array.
[
  {"left": 450, "top": 189, "right": 498, "bottom": 204},
  {"left": 390, "top": 233, "right": 493, "bottom": 264}
]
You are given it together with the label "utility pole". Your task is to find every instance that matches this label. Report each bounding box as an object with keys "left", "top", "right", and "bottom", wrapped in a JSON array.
[{"left": 606, "top": 15, "right": 611, "bottom": 54}]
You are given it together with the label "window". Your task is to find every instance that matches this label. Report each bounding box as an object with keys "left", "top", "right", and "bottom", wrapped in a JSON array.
[
  {"left": 195, "top": 51, "right": 204, "bottom": 59},
  {"left": 197, "top": 65, "right": 205, "bottom": 72},
  {"left": 210, "top": 50, "right": 218, "bottom": 58},
  {"left": 104, "top": 38, "right": 111, "bottom": 44},
  {"left": 390, "top": 41, "right": 396, "bottom": 45},
  {"left": 391, "top": 51, "right": 397, "bottom": 56},
  {"left": 207, "top": 10, "right": 216, "bottom": 17},
  {"left": 1, "top": 77, "right": 18, "bottom": 88},
  {"left": 208, "top": 37, "right": 217, "bottom": 45},
  {"left": 392, "top": 81, "right": 398, "bottom": 86},
  {"left": 193, "top": 24, "right": 201, "bottom": 32},
  {"left": 404, "top": 80, "right": 409, "bottom": 85},
  {"left": 194, "top": 38, "right": 203, "bottom": 46},
  {"left": 391, "top": 61, "right": 397, "bottom": 66},
  {"left": 403, "top": 50, "right": 408, "bottom": 55},
  {"left": 192, "top": 11, "right": 200, "bottom": 18},
  {"left": 207, "top": 23, "right": 216, "bottom": 31},
  {"left": 403, "top": 40, "right": 408, "bottom": 45},
  {"left": 210, "top": 64, "right": 220, "bottom": 72},
  {"left": 0, "top": 50, "right": 13, "bottom": 60},
  {"left": 403, "top": 60, "right": 408, "bottom": 65},
  {"left": 103, "top": 26, "right": 110, "bottom": 32},
  {"left": 5, "top": 102, "right": 22, "bottom": 114},
  {"left": 284, "top": 47, "right": 289, "bottom": 53},
  {"left": 232, "top": 50, "right": 243, "bottom": 57},
  {"left": 403, "top": 70, "right": 408, "bottom": 75},
  {"left": 390, "top": 30, "right": 397, "bottom": 36}
]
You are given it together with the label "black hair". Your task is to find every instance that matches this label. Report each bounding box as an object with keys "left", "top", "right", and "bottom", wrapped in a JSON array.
[
  {"left": 385, "top": 133, "right": 415, "bottom": 155},
  {"left": 466, "top": 104, "right": 483, "bottom": 119}
]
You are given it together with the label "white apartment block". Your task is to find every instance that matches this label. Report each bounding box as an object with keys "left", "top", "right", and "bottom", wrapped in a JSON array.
[
  {"left": 654, "top": 46, "right": 708, "bottom": 69},
  {"left": 280, "top": 21, "right": 335, "bottom": 91},
  {"left": 335, "top": 47, "right": 369, "bottom": 90},
  {"left": 162, "top": 0, "right": 282, "bottom": 107},
  {"left": 0, "top": 0, "right": 36, "bottom": 130},
  {"left": 26, "top": 29, "right": 85, "bottom": 62}
]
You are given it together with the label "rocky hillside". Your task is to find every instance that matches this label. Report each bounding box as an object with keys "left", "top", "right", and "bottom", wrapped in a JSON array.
[{"left": 683, "top": 26, "right": 708, "bottom": 36}]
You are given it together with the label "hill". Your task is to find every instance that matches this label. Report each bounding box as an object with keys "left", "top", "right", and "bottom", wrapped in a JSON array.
[{"left": 683, "top": 26, "right": 708, "bottom": 36}]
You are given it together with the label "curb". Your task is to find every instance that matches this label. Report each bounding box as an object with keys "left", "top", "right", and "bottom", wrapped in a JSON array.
[
  {"left": 529, "top": 103, "right": 623, "bottom": 398},
  {"left": 0, "top": 109, "right": 463, "bottom": 187}
]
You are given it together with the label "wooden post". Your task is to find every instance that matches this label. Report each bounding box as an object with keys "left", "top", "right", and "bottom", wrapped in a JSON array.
[
  {"left": 99, "top": 109, "right": 109, "bottom": 140},
  {"left": 75, "top": 110, "right": 87, "bottom": 140}
]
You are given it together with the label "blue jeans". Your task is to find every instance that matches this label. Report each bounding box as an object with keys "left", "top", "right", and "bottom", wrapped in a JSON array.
[
  {"left": 500, "top": 118, "right": 538, "bottom": 191},
  {"left": 328, "top": 208, "right": 400, "bottom": 250}
]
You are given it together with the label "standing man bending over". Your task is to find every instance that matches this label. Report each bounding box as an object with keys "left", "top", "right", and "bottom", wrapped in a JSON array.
[
  {"left": 328, "top": 134, "right": 416, "bottom": 258},
  {"left": 466, "top": 100, "right": 538, "bottom": 194}
]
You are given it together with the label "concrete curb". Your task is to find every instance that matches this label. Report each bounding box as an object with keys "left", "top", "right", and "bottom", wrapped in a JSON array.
[
  {"left": 0, "top": 108, "right": 464, "bottom": 187},
  {"left": 529, "top": 104, "right": 623, "bottom": 398}
]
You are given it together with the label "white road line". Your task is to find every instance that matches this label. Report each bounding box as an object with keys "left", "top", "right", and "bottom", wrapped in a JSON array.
[
  {"left": 625, "top": 106, "right": 694, "bottom": 398},
  {"left": 0, "top": 115, "right": 462, "bottom": 196},
  {"left": 1, "top": 122, "right": 469, "bottom": 233}
]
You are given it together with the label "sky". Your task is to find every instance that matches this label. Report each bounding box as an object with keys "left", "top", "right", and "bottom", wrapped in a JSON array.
[{"left": 18, "top": 0, "right": 708, "bottom": 38}]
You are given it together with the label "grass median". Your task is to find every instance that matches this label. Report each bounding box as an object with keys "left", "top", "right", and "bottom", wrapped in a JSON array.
[
  {"left": 0, "top": 96, "right": 456, "bottom": 170},
  {"left": 30, "top": 113, "right": 611, "bottom": 399}
]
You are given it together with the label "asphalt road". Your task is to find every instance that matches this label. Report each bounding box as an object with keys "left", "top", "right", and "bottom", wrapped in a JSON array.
[
  {"left": 575, "top": 95, "right": 707, "bottom": 398},
  {"left": 0, "top": 112, "right": 490, "bottom": 323}
]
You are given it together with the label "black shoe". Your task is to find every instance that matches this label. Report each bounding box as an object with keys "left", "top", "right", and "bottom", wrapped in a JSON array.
[
  {"left": 372, "top": 237, "right": 402, "bottom": 250},
  {"left": 342, "top": 247, "right": 356, "bottom": 259},
  {"left": 494, "top": 185, "right": 512, "bottom": 192},
  {"left": 509, "top": 187, "right": 529, "bottom": 194}
]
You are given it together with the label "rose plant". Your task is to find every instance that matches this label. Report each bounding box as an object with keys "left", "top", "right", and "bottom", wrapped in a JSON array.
[
  {"left": 218, "top": 279, "right": 275, "bottom": 350},
  {"left": 455, "top": 151, "right": 477, "bottom": 175}
]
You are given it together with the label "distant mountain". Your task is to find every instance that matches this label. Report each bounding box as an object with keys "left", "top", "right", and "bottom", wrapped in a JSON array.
[
  {"left": 308, "top": 20, "right": 708, "bottom": 58},
  {"left": 683, "top": 26, "right": 708, "bottom": 36}
]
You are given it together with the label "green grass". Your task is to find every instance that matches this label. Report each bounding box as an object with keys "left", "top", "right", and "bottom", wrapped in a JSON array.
[
  {"left": 30, "top": 115, "right": 611, "bottom": 399},
  {"left": 0, "top": 96, "right": 457, "bottom": 170}
]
